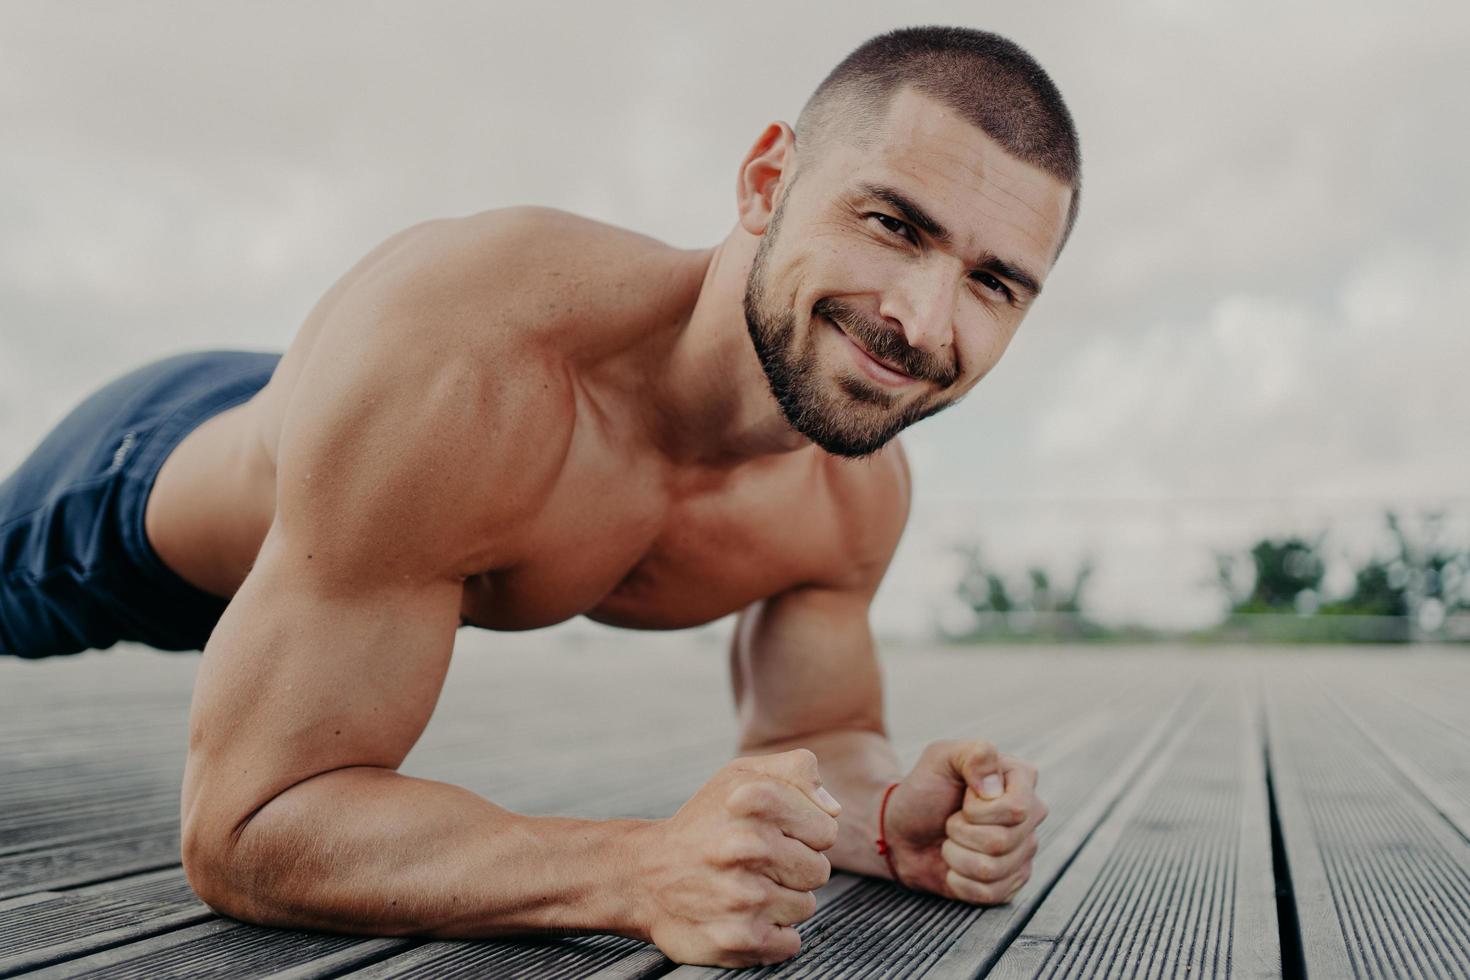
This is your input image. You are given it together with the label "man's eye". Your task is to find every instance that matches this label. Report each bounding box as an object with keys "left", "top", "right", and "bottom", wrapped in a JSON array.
[
  {"left": 871, "top": 213, "right": 915, "bottom": 243},
  {"left": 972, "top": 272, "right": 1013, "bottom": 301}
]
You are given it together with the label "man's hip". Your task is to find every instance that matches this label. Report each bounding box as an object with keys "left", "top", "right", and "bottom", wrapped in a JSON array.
[{"left": 0, "top": 349, "right": 282, "bottom": 659}]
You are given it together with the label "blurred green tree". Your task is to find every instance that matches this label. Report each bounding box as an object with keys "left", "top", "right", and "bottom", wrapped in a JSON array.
[{"left": 952, "top": 544, "right": 1099, "bottom": 641}]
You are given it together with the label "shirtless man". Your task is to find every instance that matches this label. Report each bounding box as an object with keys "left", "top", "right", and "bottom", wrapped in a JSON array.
[{"left": 0, "top": 27, "right": 1079, "bottom": 967}]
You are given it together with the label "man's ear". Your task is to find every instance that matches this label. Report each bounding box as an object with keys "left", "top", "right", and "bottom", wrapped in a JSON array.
[{"left": 736, "top": 121, "right": 796, "bottom": 237}]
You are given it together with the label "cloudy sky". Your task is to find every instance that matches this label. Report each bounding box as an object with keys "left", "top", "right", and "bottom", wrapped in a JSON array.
[{"left": 1, "top": 1, "right": 1466, "bottom": 635}]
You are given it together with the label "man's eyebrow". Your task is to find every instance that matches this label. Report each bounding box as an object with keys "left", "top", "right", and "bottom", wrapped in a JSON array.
[
  {"left": 978, "top": 255, "right": 1043, "bottom": 299},
  {"left": 857, "top": 182, "right": 1044, "bottom": 299},
  {"left": 860, "top": 182, "right": 952, "bottom": 244}
]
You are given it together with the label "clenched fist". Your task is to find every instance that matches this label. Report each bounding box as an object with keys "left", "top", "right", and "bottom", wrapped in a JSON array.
[
  {"left": 632, "top": 748, "right": 841, "bottom": 967},
  {"left": 882, "top": 740, "right": 1046, "bottom": 905}
]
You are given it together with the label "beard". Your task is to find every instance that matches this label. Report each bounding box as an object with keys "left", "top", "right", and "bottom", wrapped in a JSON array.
[{"left": 742, "top": 199, "right": 955, "bottom": 459}]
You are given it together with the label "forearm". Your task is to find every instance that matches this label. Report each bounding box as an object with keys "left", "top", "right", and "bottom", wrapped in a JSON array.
[
  {"left": 191, "top": 767, "right": 652, "bottom": 939},
  {"left": 742, "top": 728, "right": 902, "bottom": 879}
]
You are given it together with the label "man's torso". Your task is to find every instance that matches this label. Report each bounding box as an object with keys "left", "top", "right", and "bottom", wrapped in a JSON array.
[{"left": 144, "top": 207, "right": 907, "bottom": 636}]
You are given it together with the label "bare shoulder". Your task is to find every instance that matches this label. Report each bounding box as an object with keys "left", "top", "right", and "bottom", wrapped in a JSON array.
[
  {"left": 271, "top": 211, "right": 613, "bottom": 579},
  {"left": 442, "top": 206, "right": 698, "bottom": 349},
  {"left": 810, "top": 438, "right": 914, "bottom": 595},
  {"left": 266, "top": 207, "right": 693, "bottom": 579}
]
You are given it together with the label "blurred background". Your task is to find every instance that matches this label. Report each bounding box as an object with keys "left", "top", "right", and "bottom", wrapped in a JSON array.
[{"left": 2, "top": 1, "right": 1466, "bottom": 647}]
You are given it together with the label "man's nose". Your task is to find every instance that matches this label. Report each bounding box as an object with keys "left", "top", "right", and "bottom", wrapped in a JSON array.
[{"left": 879, "top": 265, "right": 959, "bottom": 354}]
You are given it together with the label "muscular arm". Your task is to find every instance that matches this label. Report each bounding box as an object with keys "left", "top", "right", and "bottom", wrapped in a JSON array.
[
  {"left": 729, "top": 446, "right": 913, "bottom": 880},
  {"left": 181, "top": 217, "right": 645, "bottom": 939},
  {"left": 731, "top": 445, "right": 1046, "bottom": 905},
  {"left": 731, "top": 586, "right": 904, "bottom": 880}
]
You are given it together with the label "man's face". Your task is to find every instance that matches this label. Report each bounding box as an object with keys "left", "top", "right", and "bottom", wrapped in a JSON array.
[{"left": 744, "top": 86, "right": 1073, "bottom": 458}]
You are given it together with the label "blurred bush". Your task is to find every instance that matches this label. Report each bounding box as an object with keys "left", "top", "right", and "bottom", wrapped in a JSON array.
[{"left": 1207, "top": 512, "right": 1470, "bottom": 643}]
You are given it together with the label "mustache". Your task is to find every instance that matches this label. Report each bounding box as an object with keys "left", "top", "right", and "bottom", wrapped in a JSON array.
[{"left": 812, "top": 298, "right": 958, "bottom": 387}]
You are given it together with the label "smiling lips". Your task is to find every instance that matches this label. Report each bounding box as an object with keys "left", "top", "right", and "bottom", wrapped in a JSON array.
[{"left": 823, "top": 317, "right": 917, "bottom": 387}]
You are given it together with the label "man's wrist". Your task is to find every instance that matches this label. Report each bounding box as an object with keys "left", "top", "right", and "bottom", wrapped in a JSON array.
[
  {"left": 875, "top": 780, "right": 903, "bottom": 882},
  {"left": 512, "top": 814, "right": 660, "bottom": 941},
  {"left": 611, "top": 818, "right": 663, "bottom": 942}
]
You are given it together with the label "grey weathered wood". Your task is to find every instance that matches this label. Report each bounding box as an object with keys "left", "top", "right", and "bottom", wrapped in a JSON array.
[
  {"left": 1231, "top": 670, "right": 1283, "bottom": 980},
  {"left": 0, "top": 869, "right": 210, "bottom": 976},
  {"left": 335, "top": 934, "right": 651, "bottom": 980},
  {"left": 18, "top": 920, "right": 407, "bottom": 980},
  {"left": 987, "top": 676, "right": 1280, "bottom": 979},
  {"left": 0, "top": 827, "right": 182, "bottom": 899},
  {"left": 1324, "top": 678, "right": 1470, "bottom": 843},
  {"left": 1266, "top": 662, "right": 1470, "bottom": 979},
  {"left": 7, "top": 644, "right": 1467, "bottom": 978}
]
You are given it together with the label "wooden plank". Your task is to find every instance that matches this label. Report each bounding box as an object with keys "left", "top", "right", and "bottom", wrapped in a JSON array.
[
  {"left": 1231, "top": 666, "right": 1282, "bottom": 980},
  {"left": 1265, "top": 662, "right": 1470, "bottom": 979},
  {"left": 1322, "top": 670, "right": 1470, "bottom": 842},
  {"left": 334, "top": 934, "right": 653, "bottom": 980},
  {"left": 0, "top": 826, "right": 182, "bottom": 899},
  {"left": 1328, "top": 697, "right": 1470, "bottom": 845},
  {"left": 0, "top": 869, "right": 210, "bottom": 977},
  {"left": 987, "top": 673, "right": 1280, "bottom": 979},
  {"left": 0, "top": 645, "right": 1279, "bottom": 979},
  {"left": 18, "top": 920, "right": 406, "bottom": 980}
]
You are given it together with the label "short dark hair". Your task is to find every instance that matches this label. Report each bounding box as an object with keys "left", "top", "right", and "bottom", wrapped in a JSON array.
[{"left": 796, "top": 26, "right": 1082, "bottom": 254}]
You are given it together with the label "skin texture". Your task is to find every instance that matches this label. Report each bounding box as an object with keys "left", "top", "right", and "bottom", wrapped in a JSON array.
[{"left": 151, "top": 86, "right": 1071, "bottom": 967}]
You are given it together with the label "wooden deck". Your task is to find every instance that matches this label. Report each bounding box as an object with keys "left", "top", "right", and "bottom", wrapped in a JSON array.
[{"left": 2, "top": 636, "right": 1468, "bottom": 978}]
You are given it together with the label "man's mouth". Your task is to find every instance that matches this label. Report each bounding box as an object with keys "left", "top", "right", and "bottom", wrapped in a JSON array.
[{"left": 822, "top": 316, "right": 917, "bottom": 387}]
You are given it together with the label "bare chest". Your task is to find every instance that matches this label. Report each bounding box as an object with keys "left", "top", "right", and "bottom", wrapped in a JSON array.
[{"left": 459, "top": 456, "right": 838, "bottom": 632}]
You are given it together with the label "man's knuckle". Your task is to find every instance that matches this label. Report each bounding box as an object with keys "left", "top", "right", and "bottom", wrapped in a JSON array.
[
  {"left": 956, "top": 855, "right": 986, "bottom": 882},
  {"left": 716, "top": 832, "right": 766, "bottom": 868},
  {"left": 975, "top": 855, "right": 1005, "bottom": 882},
  {"left": 811, "top": 852, "right": 832, "bottom": 887},
  {"left": 762, "top": 926, "right": 802, "bottom": 963},
  {"left": 786, "top": 747, "right": 820, "bottom": 776},
  {"left": 928, "top": 738, "right": 962, "bottom": 758},
  {"left": 790, "top": 851, "right": 830, "bottom": 890},
  {"left": 814, "top": 814, "right": 840, "bottom": 849},
  {"left": 946, "top": 869, "right": 985, "bottom": 904},
  {"left": 712, "top": 921, "right": 762, "bottom": 955},
  {"left": 727, "top": 781, "right": 777, "bottom": 817},
  {"left": 727, "top": 881, "right": 768, "bottom": 912},
  {"left": 958, "top": 822, "right": 1005, "bottom": 852},
  {"left": 943, "top": 840, "right": 992, "bottom": 880}
]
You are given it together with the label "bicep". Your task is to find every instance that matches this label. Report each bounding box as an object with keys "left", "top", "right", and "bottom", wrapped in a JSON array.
[
  {"left": 184, "top": 522, "right": 464, "bottom": 837},
  {"left": 731, "top": 441, "right": 912, "bottom": 750}
]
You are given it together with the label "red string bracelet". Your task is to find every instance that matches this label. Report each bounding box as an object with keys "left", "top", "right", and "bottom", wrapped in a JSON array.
[{"left": 875, "top": 780, "right": 902, "bottom": 881}]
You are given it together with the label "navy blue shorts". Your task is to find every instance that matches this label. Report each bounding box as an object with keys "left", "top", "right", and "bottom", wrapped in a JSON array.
[{"left": 0, "top": 350, "right": 282, "bottom": 659}]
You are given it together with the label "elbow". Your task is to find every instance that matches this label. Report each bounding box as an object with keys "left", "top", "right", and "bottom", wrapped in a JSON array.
[
  {"left": 181, "top": 812, "right": 254, "bottom": 919},
  {"left": 181, "top": 788, "right": 288, "bottom": 923}
]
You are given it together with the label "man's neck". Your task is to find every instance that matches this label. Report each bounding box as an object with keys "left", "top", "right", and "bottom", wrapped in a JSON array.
[{"left": 639, "top": 229, "right": 813, "bottom": 469}]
